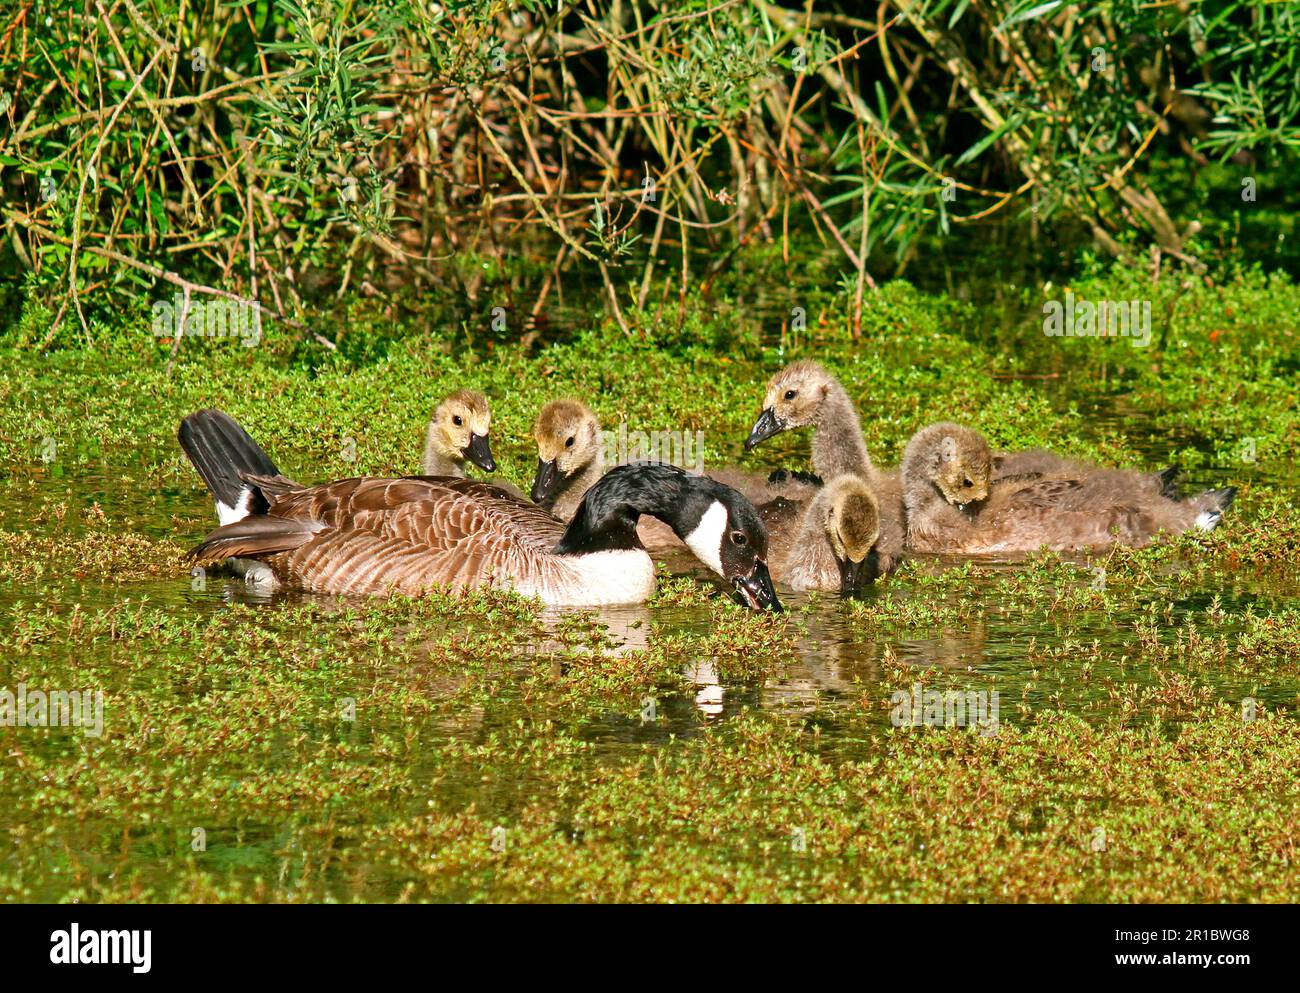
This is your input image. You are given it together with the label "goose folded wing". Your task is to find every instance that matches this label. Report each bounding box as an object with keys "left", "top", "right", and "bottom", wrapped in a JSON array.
[
  {"left": 189, "top": 476, "right": 571, "bottom": 593},
  {"left": 186, "top": 514, "right": 325, "bottom": 563},
  {"left": 347, "top": 479, "right": 567, "bottom": 591}
]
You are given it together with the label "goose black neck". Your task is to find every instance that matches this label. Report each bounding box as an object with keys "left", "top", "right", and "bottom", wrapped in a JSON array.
[{"left": 554, "top": 462, "right": 717, "bottom": 555}]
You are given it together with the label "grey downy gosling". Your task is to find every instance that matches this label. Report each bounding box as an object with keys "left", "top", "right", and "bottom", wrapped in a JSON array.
[
  {"left": 901, "top": 421, "right": 1236, "bottom": 554},
  {"left": 744, "top": 360, "right": 905, "bottom": 572},
  {"left": 766, "top": 474, "right": 882, "bottom": 593},
  {"left": 180, "top": 409, "right": 782, "bottom": 610}
]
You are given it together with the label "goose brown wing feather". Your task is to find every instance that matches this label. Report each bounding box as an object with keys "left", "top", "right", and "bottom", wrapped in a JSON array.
[
  {"left": 238, "top": 470, "right": 303, "bottom": 496},
  {"left": 187, "top": 515, "right": 323, "bottom": 563},
  {"left": 221, "top": 476, "right": 569, "bottom": 595}
]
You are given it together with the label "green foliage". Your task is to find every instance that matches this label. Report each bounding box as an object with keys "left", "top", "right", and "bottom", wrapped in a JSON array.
[
  {"left": 1185, "top": 0, "right": 1300, "bottom": 161},
  {"left": 2, "top": 1, "right": 1296, "bottom": 339}
]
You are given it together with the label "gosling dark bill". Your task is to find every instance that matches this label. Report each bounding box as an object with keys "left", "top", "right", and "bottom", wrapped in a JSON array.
[
  {"left": 838, "top": 550, "right": 880, "bottom": 594},
  {"left": 464, "top": 432, "right": 496, "bottom": 473},
  {"left": 744, "top": 407, "right": 782, "bottom": 451},
  {"left": 531, "top": 457, "right": 559, "bottom": 505}
]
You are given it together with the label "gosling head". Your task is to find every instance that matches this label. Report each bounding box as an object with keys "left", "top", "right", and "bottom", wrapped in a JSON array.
[
  {"left": 531, "top": 398, "right": 602, "bottom": 506},
  {"left": 746, "top": 360, "right": 834, "bottom": 450},
  {"left": 904, "top": 422, "right": 992, "bottom": 511},
  {"left": 428, "top": 390, "right": 495, "bottom": 472},
  {"left": 820, "top": 475, "right": 881, "bottom": 592}
]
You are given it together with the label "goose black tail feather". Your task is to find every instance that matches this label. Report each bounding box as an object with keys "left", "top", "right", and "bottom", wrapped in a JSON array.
[{"left": 179, "top": 409, "right": 281, "bottom": 515}]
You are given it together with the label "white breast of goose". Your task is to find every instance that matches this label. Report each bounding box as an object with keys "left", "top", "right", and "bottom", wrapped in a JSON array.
[{"left": 495, "top": 549, "right": 657, "bottom": 606}]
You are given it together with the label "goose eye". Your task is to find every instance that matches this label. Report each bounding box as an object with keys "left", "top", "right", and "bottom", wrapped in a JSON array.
[
  {"left": 784, "top": 390, "right": 797, "bottom": 400},
  {"left": 565, "top": 436, "right": 575, "bottom": 448},
  {"left": 730, "top": 530, "right": 747, "bottom": 546},
  {"left": 452, "top": 415, "right": 463, "bottom": 427}
]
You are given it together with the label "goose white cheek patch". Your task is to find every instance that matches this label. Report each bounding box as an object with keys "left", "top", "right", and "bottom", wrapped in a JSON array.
[{"left": 682, "top": 500, "right": 727, "bottom": 576}]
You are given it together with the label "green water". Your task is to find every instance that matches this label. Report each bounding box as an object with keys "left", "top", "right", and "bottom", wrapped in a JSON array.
[
  {"left": 4, "top": 402, "right": 1296, "bottom": 901},
  {"left": 3, "top": 241, "right": 1299, "bottom": 902}
]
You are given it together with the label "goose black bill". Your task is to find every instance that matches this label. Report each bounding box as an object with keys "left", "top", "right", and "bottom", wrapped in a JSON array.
[
  {"left": 531, "top": 458, "right": 559, "bottom": 504},
  {"left": 838, "top": 550, "right": 880, "bottom": 595},
  {"left": 732, "top": 560, "right": 782, "bottom": 612}
]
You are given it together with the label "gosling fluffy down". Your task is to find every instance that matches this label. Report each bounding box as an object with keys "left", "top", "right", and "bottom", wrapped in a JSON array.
[{"left": 901, "top": 422, "right": 1235, "bottom": 554}]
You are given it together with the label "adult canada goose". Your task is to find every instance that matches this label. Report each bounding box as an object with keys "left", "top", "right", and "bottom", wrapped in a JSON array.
[
  {"left": 901, "top": 421, "right": 1236, "bottom": 554},
  {"left": 764, "top": 474, "right": 882, "bottom": 593},
  {"left": 422, "top": 390, "right": 498, "bottom": 476},
  {"left": 743, "top": 360, "right": 906, "bottom": 570},
  {"left": 179, "top": 409, "right": 781, "bottom": 610},
  {"left": 530, "top": 398, "right": 818, "bottom": 550}
]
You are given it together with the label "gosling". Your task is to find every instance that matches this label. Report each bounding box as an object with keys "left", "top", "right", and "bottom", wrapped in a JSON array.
[
  {"left": 744, "top": 360, "right": 906, "bottom": 568},
  {"left": 531, "top": 397, "right": 818, "bottom": 524},
  {"left": 901, "top": 422, "right": 1236, "bottom": 554},
  {"left": 767, "top": 474, "right": 883, "bottom": 593},
  {"left": 422, "top": 390, "right": 497, "bottom": 477}
]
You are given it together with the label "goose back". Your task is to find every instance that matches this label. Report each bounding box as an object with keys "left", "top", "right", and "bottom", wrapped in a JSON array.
[{"left": 190, "top": 476, "right": 656, "bottom": 604}]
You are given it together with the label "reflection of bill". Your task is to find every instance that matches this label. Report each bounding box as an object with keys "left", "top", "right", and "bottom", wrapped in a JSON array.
[{"left": 687, "top": 659, "right": 724, "bottom": 718}]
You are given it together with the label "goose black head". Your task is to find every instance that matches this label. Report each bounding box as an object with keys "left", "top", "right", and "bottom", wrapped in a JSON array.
[
  {"left": 679, "top": 475, "right": 782, "bottom": 613},
  {"left": 430, "top": 390, "right": 496, "bottom": 473},
  {"left": 556, "top": 463, "right": 782, "bottom": 612},
  {"left": 532, "top": 398, "right": 601, "bottom": 505},
  {"left": 746, "top": 360, "right": 834, "bottom": 450}
]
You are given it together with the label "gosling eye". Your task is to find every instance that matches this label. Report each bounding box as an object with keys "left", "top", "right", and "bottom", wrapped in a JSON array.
[
  {"left": 963, "top": 478, "right": 974, "bottom": 488},
  {"left": 565, "top": 436, "right": 575, "bottom": 448},
  {"left": 452, "top": 415, "right": 464, "bottom": 427},
  {"left": 784, "top": 390, "right": 797, "bottom": 401},
  {"left": 730, "top": 530, "right": 747, "bottom": 546}
]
